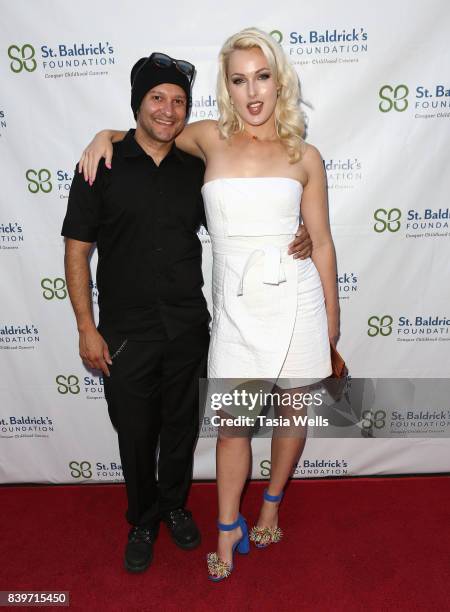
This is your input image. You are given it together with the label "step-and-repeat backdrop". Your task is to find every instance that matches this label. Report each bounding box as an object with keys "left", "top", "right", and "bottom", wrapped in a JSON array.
[{"left": 1, "top": 0, "right": 449, "bottom": 484}]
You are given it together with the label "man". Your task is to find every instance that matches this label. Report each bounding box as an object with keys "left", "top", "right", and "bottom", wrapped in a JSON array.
[{"left": 62, "top": 53, "right": 312, "bottom": 573}]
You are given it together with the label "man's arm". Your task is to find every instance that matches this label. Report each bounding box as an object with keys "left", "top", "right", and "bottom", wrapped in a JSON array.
[{"left": 64, "top": 238, "right": 112, "bottom": 376}]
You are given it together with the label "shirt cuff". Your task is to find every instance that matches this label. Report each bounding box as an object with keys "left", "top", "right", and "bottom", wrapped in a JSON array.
[{"left": 61, "top": 220, "right": 98, "bottom": 243}]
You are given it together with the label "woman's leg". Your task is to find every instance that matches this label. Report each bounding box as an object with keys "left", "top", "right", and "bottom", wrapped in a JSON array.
[
  {"left": 255, "top": 385, "right": 308, "bottom": 529},
  {"left": 215, "top": 434, "right": 251, "bottom": 564}
]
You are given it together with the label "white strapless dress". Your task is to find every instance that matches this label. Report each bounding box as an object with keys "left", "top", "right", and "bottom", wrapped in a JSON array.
[{"left": 201, "top": 177, "right": 331, "bottom": 383}]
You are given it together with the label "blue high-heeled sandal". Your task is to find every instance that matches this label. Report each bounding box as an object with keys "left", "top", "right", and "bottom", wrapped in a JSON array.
[
  {"left": 250, "top": 489, "right": 284, "bottom": 548},
  {"left": 207, "top": 514, "right": 250, "bottom": 581}
]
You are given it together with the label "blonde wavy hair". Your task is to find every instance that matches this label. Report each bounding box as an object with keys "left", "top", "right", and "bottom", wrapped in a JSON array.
[{"left": 217, "top": 27, "right": 305, "bottom": 163}]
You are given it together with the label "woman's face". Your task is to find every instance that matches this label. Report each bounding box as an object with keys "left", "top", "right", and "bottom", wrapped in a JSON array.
[{"left": 227, "top": 47, "right": 278, "bottom": 128}]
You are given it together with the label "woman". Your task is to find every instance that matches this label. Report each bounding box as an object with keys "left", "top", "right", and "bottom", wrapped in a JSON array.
[{"left": 79, "top": 27, "right": 339, "bottom": 581}]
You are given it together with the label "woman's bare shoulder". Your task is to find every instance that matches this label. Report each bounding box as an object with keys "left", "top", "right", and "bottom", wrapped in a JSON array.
[
  {"left": 186, "top": 119, "right": 219, "bottom": 135},
  {"left": 299, "top": 142, "right": 325, "bottom": 180},
  {"left": 288, "top": 142, "right": 324, "bottom": 186},
  {"left": 302, "top": 142, "right": 324, "bottom": 165},
  {"left": 183, "top": 119, "right": 220, "bottom": 146},
  {"left": 176, "top": 120, "right": 220, "bottom": 160}
]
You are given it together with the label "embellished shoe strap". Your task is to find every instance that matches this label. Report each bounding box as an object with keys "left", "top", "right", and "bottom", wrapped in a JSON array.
[
  {"left": 250, "top": 525, "right": 283, "bottom": 545},
  {"left": 207, "top": 553, "right": 232, "bottom": 579}
]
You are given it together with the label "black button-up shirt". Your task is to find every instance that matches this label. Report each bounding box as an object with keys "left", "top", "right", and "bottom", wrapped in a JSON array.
[{"left": 61, "top": 129, "right": 209, "bottom": 340}]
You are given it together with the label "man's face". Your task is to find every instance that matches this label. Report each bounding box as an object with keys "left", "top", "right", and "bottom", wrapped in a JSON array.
[{"left": 137, "top": 83, "right": 187, "bottom": 143}]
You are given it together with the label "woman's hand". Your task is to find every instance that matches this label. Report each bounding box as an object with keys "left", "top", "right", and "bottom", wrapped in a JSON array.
[{"left": 78, "top": 130, "right": 114, "bottom": 184}]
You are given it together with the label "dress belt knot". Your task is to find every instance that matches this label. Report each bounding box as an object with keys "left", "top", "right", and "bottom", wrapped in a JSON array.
[{"left": 237, "top": 244, "right": 286, "bottom": 296}]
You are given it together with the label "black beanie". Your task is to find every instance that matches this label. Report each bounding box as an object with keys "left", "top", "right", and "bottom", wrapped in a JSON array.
[{"left": 130, "top": 56, "right": 192, "bottom": 119}]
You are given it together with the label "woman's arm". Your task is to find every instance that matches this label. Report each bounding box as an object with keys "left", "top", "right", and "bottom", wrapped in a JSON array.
[
  {"left": 78, "top": 120, "right": 217, "bottom": 183},
  {"left": 78, "top": 130, "right": 127, "bottom": 183},
  {"left": 299, "top": 144, "right": 340, "bottom": 346},
  {"left": 175, "top": 120, "right": 217, "bottom": 162}
]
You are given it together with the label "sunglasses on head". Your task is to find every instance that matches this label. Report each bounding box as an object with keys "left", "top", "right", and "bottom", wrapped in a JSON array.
[
  {"left": 149, "top": 52, "right": 195, "bottom": 82},
  {"left": 132, "top": 52, "right": 195, "bottom": 87}
]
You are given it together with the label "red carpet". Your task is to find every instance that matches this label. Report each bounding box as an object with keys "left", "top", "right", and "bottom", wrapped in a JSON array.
[{"left": 1, "top": 477, "right": 449, "bottom": 611}]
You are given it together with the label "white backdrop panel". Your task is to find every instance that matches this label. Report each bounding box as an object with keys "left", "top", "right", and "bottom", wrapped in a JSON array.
[{"left": 1, "top": 0, "right": 449, "bottom": 483}]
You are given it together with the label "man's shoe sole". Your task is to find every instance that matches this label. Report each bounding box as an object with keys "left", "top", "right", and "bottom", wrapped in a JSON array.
[{"left": 124, "top": 560, "right": 152, "bottom": 573}]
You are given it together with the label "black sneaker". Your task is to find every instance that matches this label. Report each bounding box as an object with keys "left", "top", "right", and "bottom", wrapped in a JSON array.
[
  {"left": 124, "top": 525, "right": 158, "bottom": 573},
  {"left": 162, "top": 508, "right": 201, "bottom": 550}
]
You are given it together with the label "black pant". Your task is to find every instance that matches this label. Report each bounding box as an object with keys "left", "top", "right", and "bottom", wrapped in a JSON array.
[{"left": 103, "top": 323, "right": 209, "bottom": 528}]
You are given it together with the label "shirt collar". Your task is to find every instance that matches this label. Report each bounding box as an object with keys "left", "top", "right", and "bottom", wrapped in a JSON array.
[{"left": 121, "top": 128, "right": 186, "bottom": 164}]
